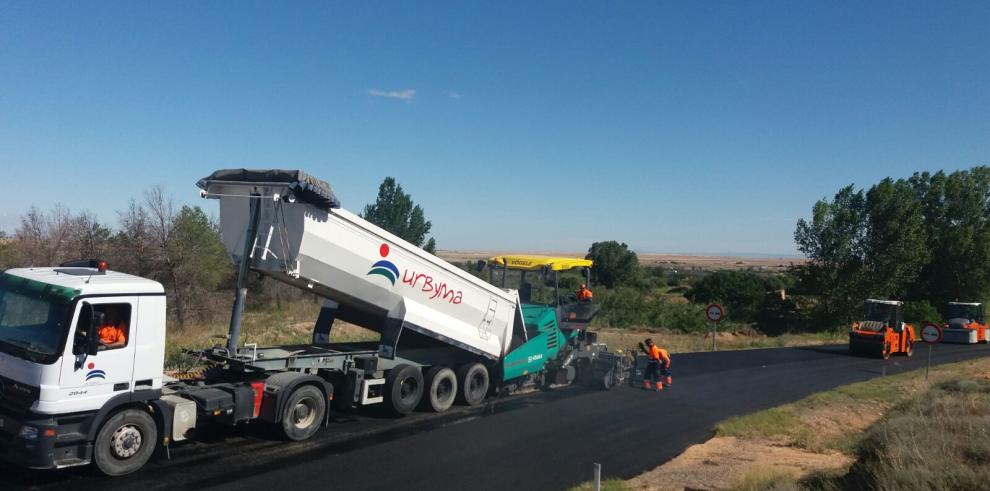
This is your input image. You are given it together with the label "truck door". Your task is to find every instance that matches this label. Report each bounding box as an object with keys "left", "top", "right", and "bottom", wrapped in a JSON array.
[{"left": 58, "top": 298, "right": 138, "bottom": 413}]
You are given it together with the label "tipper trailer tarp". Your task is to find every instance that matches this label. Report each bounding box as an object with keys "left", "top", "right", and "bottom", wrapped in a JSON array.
[{"left": 198, "top": 169, "right": 524, "bottom": 361}]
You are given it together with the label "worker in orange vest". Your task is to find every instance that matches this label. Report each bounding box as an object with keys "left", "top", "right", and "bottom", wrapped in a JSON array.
[
  {"left": 639, "top": 338, "right": 671, "bottom": 391},
  {"left": 98, "top": 319, "right": 127, "bottom": 349},
  {"left": 576, "top": 284, "right": 593, "bottom": 302}
]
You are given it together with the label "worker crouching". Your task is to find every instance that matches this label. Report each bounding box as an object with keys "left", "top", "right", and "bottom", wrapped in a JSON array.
[{"left": 639, "top": 338, "right": 671, "bottom": 391}]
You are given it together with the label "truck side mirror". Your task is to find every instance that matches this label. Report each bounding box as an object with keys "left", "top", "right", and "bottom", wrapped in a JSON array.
[{"left": 74, "top": 303, "right": 103, "bottom": 356}]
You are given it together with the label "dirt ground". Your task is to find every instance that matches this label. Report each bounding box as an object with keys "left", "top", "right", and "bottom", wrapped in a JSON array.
[
  {"left": 437, "top": 250, "right": 804, "bottom": 272},
  {"left": 625, "top": 436, "right": 853, "bottom": 491}
]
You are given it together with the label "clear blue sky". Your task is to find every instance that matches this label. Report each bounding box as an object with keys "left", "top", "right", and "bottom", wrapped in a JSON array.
[{"left": 1, "top": 1, "right": 987, "bottom": 255}]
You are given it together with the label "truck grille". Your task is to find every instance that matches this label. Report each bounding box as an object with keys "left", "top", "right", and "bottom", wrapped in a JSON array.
[{"left": 0, "top": 374, "right": 39, "bottom": 415}]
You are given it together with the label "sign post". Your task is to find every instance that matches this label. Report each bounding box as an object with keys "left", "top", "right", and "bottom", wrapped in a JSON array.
[
  {"left": 920, "top": 323, "right": 943, "bottom": 381},
  {"left": 706, "top": 303, "right": 725, "bottom": 352}
]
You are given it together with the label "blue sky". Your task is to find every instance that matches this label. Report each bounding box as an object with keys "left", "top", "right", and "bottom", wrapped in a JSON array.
[{"left": 1, "top": 1, "right": 987, "bottom": 255}]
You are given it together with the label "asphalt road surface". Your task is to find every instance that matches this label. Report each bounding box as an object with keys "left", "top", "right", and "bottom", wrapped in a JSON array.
[{"left": 8, "top": 342, "right": 989, "bottom": 491}]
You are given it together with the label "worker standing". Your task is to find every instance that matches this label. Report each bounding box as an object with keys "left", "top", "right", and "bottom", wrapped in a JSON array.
[{"left": 639, "top": 338, "right": 671, "bottom": 391}]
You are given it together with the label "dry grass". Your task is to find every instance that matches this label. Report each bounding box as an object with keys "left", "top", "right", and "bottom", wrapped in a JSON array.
[
  {"left": 632, "top": 357, "right": 990, "bottom": 491},
  {"left": 164, "top": 299, "right": 379, "bottom": 369},
  {"left": 567, "top": 478, "right": 631, "bottom": 491},
  {"left": 845, "top": 378, "right": 990, "bottom": 490}
]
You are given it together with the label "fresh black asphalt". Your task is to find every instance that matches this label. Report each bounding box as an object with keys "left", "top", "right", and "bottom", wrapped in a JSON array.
[{"left": 7, "top": 342, "right": 988, "bottom": 491}]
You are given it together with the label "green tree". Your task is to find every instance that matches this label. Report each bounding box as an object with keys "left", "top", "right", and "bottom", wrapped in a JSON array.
[
  {"left": 861, "top": 178, "right": 928, "bottom": 298},
  {"left": 910, "top": 168, "right": 990, "bottom": 306},
  {"left": 362, "top": 177, "right": 436, "bottom": 253},
  {"left": 166, "top": 205, "right": 231, "bottom": 327},
  {"left": 585, "top": 241, "right": 640, "bottom": 288},
  {"left": 0, "top": 231, "right": 14, "bottom": 269},
  {"left": 686, "top": 270, "right": 781, "bottom": 322},
  {"left": 794, "top": 185, "right": 868, "bottom": 322}
]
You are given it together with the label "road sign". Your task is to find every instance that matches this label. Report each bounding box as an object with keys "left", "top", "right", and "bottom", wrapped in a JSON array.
[
  {"left": 705, "top": 304, "right": 725, "bottom": 323},
  {"left": 921, "top": 323, "right": 943, "bottom": 344}
]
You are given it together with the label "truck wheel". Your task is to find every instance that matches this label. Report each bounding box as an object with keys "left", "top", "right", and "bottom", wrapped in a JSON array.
[
  {"left": 93, "top": 409, "right": 158, "bottom": 476},
  {"left": 281, "top": 385, "right": 326, "bottom": 441},
  {"left": 419, "top": 366, "right": 458, "bottom": 413},
  {"left": 456, "top": 363, "right": 489, "bottom": 406},
  {"left": 385, "top": 364, "right": 424, "bottom": 415}
]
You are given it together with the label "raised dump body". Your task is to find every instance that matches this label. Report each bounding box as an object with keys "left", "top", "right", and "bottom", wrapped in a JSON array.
[{"left": 198, "top": 169, "right": 521, "bottom": 361}]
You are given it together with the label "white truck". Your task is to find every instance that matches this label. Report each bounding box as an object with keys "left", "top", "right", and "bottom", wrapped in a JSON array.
[{"left": 0, "top": 169, "right": 625, "bottom": 476}]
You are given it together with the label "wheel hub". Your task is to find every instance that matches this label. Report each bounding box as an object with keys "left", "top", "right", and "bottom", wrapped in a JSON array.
[
  {"left": 292, "top": 399, "right": 316, "bottom": 429},
  {"left": 111, "top": 425, "right": 142, "bottom": 459}
]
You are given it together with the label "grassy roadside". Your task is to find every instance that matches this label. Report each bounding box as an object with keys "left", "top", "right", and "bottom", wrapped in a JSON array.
[{"left": 623, "top": 356, "right": 990, "bottom": 491}]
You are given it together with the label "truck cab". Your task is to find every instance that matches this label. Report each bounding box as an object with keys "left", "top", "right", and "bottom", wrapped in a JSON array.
[{"left": 0, "top": 262, "right": 166, "bottom": 470}]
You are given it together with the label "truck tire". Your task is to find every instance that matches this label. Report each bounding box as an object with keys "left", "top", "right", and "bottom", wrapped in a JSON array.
[
  {"left": 281, "top": 385, "right": 326, "bottom": 441},
  {"left": 385, "top": 364, "right": 424, "bottom": 415},
  {"left": 419, "top": 366, "right": 458, "bottom": 413},
  {"left": 456, "top": 363, "right": 489, "bottom": 406},
  {"left": 93, "top": 408, "right": 158, "bottom": 476}
]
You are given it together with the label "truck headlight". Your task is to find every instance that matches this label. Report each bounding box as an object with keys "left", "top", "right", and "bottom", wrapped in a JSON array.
[{"left": 18, "top": 425, "right": 39, "bottom": 440}]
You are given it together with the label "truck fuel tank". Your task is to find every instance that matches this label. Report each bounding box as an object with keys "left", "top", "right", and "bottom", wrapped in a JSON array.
[{"left": 161, "top": 395, "right": 197, "bottom": 442}]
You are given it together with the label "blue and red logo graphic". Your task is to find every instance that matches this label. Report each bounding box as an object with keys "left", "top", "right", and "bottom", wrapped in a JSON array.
[
  {"left": 85, "top": 362, "right": 106, "bottom": 381},
  {"left": 368, "top": 243, "right": 400, "bottom": 285}
]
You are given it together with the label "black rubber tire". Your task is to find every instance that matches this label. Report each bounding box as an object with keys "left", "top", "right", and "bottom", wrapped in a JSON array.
[
  {"left": 418, "top": 366, "right": 458, "bottom": 413},
  {"left": 456, "top": 362, "right": 489, "bottom": 406},
  {"left": 93, "top": 409, "right": 158, "bottom": 477},
  {"left": 281, "top": 385, "right": 326, "bottom": 441},
  {"left": 904, "top": 339, "right": 914, "bottom": 357},
  {"left": 385, "top": 364, "right": 424, "bottom": 415}
]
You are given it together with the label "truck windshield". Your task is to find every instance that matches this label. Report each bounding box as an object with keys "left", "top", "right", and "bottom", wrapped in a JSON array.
[
  {"left": 0, "top": 287, "right": 71, "bottom": 364},
  {"left": 947, "top": 304, "right": 982, "bottom": 321}
]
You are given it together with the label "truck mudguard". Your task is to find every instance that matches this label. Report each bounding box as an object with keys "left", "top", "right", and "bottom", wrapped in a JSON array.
[{"left": 260, "top": 372, "right": 334, "bottom": 424}]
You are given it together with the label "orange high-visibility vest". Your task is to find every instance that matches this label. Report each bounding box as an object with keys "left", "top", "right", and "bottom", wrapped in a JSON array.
[
  {"left": 99, "top": 323, "right": 127, "bottom": 345},
  {"left": 648, "top": 345, "right": 671, "bottom": 367}
]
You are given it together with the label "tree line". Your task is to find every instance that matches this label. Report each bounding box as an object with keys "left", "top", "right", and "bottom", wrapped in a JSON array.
[
  {"left": 0, "top": 177, "right": 437, "bottom": 329},
  {"left": 795, "top": 166, "right": 990, "bottom": 324}
]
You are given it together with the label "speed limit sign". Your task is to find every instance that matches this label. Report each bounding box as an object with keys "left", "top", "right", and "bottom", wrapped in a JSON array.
[
  {"left": 921, "top": 323, "right": 943, "bottom": 344},
  {"left": 706, "top": 304, "right": 725, "bottom": 323}
]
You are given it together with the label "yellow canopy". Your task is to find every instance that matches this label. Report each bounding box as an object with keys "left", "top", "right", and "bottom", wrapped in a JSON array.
[{"left": 486, "top": 255, "right": 593, "bottom": 272}]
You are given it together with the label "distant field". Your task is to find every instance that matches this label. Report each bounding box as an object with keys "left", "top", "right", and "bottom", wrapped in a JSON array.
[{"left": 437, "top": 250, "right": 805, "bottom": 272}]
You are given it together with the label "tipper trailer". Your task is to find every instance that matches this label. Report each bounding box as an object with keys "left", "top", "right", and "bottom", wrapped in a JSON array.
[{"left": 0, "top": 169, "right": 627, "bottom": 476}]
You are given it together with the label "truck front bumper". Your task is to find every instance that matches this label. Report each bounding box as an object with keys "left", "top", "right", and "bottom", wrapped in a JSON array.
[{"left": 0, "top": 410, "right": 92, "bottom": 470}]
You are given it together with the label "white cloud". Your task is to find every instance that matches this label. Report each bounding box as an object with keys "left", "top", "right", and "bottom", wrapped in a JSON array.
[
  {"left": 366, "top": 88, "right": 416, "bottom": 102},
  {"left": 447, "top": 91, "right": 462, "bottom": 100}
]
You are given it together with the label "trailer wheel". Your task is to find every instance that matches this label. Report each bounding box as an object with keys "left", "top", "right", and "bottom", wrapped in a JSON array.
[
  {"left": 419, "top": 366, "right": 458, "bottom": 413},
  {"left": 456, "top": 363, "right": 489, "bottom": 406},
  {"left": 601, "top": 369, "right": 615, "bottom": 390},
  {"left": 385, "top": 364, "right": 424, "bottom": 415},
  {"left": 281, "top": 385, "right": 326, "bottom": 441},
  {"left": 93, "top": 409, "right": 158, "bottom": 476}
]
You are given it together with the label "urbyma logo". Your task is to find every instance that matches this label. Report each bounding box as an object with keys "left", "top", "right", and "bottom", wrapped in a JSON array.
[{"left": 368, "top": 243, "right": 399, "bottom": 286}]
